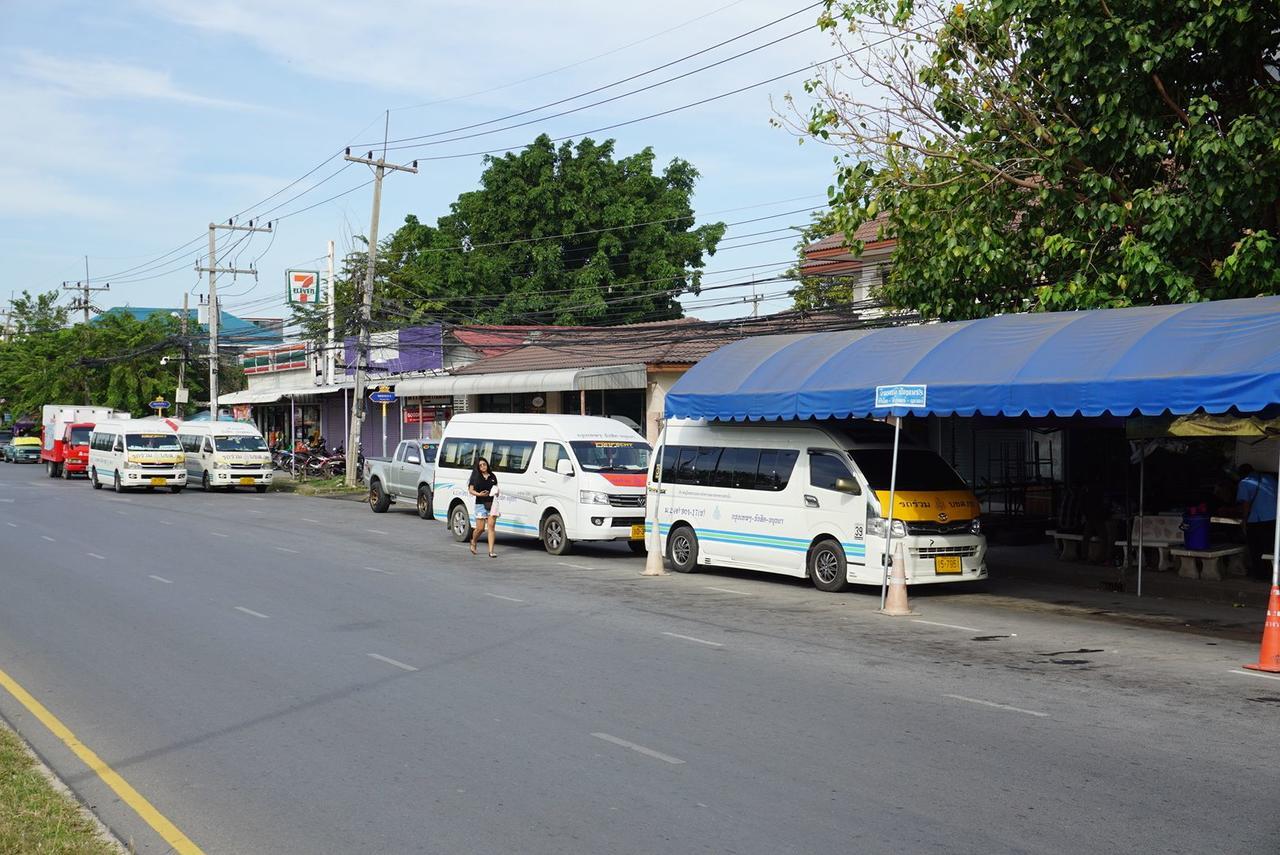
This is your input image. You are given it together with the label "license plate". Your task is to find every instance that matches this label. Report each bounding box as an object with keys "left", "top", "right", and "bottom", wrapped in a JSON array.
[
  {"left": 935, "top": 555, "right": 962, "bottom": 574},
  {"left": 239, "top": 477, "right": 254, "bottom": 485},
  {"left": 150, "top": 477, "right": 166, "bottom": 486},
  {"left": 630, "top": 524, "right": 645, "bottom": 540}
]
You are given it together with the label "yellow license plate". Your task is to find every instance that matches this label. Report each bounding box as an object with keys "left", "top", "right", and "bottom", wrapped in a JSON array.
[
  {"left": 150, "top": 477, "right": 166, "bottom": 486},
  {"left": 239, "top": 477, "right": 254, "bottom": 485},
  {"left": 630, "top": 524, "right": 645, "bottom": 540},
  {"left": 935, "top": 555, "right": 962, "bottom": 574}
]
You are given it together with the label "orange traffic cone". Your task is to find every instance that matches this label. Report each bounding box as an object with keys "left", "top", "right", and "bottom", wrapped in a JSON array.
[
  {"left": 879, "top": 543, "right": 917, "bottom": 617},
  {"left": 1243, "top": 585, "right": 1280, "bottom": 673}
]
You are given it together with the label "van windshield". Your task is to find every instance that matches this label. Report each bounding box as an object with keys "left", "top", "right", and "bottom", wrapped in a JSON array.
[
  {"left": 215, "top": 435, "right": 268, "bottom": 452},
  {"left": 848, "top": 449, "right": 969, "bottom": 491},
  {"left": 70, "top": 427, "right": 92, "bottom": 445},
  {"left": 126, "top": 433, "right": 181, "bottom": 451},
  {"left": 569, "top": 440, "right": 650, "bottom": 473}
]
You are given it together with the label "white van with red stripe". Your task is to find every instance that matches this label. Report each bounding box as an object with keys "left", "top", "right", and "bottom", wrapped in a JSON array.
[{"left": 433, "top": 413, "right": 650, "bottom": 556}]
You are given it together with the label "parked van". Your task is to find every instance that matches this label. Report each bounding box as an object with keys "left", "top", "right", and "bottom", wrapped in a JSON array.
[
  {"left": 434, "top": 413, "right": 650, "bottom": 555},
  {"left": 176, "top": 421, "right": 273, "bottom": 492},
  {"left": 653, "top": 419, "right": 986, "bottom": 591},
  {"left": 88, "top": 418, "right": 187, "bottom": 493}
]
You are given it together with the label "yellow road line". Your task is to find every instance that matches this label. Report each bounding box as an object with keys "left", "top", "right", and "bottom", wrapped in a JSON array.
[{"left": 0, "top": 665, "right": 204, "bottom": 854}]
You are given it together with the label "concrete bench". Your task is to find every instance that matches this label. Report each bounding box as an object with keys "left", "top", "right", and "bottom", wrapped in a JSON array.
[
  {"left": 1114, "top": 538, "right": 1180, "bottom": 571},
  {"left": 1169, "top": 546, "right": 1247, "bottom": 582},
  {"left": 1047, "top": 530, "right": 1086, "bottom": 561}
]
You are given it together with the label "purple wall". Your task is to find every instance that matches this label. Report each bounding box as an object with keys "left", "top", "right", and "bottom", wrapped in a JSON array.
[{"left": 343, "top": 325, "right": 443, "bottom": 376}]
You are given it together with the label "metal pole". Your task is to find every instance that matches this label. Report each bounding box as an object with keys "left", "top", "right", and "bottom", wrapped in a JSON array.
[
  {"left": 207, "top": 224, "right": 219, "bottom": 420},
  {"left": 176, "top": 293, "right": 188, "bottom": 420},
  {"left": 879, "top": 414, "right": 903, "bottom": 610},
  {"left": 326, "top": 239, "right": 336, "bottom": 386},
  {"left": 290, "top": 395, "right": 296, "bottom": 477},
  {"left": 1137, "top": 448, "right": 1145, "bottom": 598},
  {"left": 1272, "top": 441, "right": 1280, "bottom": 588},
  {"left": 381, "top": 401, "right": 387, "bottom": 458},
  {"left": 643, "top": 424, "right": 667, "bottom": 576}
]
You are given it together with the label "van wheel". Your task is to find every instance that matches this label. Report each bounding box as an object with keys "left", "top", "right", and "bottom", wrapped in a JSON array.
[
  {"left": 202, "top": 471, "right": 212, "bottom": 492},
  {"left": 170, "top": 486, "right": 184, "bottom": 494},
  {"left": 255, "top": 485, "right": 268, "bottom": 494},
  {"left": 542, "top": 512, "right": 571, "bottom": 556},
  {"left": 91, "top": 467, "right": 102, "bottom": 490},
  {"left": 667, "top": 525, "right": 699, "bottom": 573},
  {"left": 113, "top": 471, "right": 123, "bottom": 494},
  {"left": 368, "top": 479, "right": 391, "bottom": 513},
  {"left": 449, "top": 504, "right": 472, "bottom": 542},
  {"left": 417, "top": 486, "right": 432, "bottom": 520},
  {"left": 808, "top": 539, "right": 850, "bottom": 593},
  {"left": 628, "top": 540, "right": 647, "bottom": 555}
]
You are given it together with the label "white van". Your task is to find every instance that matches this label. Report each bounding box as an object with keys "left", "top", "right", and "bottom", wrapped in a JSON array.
[
  {"left": 88, "top": 418, "right": 187, "bottom": 493},
  {"left": 176, "top": 421, "right": 273, "bottom": 492},
  {"left": 653, "top": 419, "right": 986, "bottom": 591},
  {"left": 433, "top": 413, "right": 650, "bottom": 555}
]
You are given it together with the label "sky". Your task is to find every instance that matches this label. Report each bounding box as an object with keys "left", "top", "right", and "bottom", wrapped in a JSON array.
[{"left": 1, "top": 0, "right": 848, "bottom": 325}]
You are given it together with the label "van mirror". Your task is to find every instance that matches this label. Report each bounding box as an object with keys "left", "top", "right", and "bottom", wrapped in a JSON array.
[
  {"left": 556, "top": 458, "right": 575, "bottom": 477},
  {"left": 834, "top": 477, "right": 861, "bottom": 496}
]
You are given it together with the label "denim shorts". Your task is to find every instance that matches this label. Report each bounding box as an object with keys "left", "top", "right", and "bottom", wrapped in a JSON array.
[{"left": 476, "top": 504, "right": 493, "bottom": 519}]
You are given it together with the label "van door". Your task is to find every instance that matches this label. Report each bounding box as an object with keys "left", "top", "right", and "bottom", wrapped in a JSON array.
[
  {"left": 805, "top": 449, "right": 865, "bottom": 571},
  {"left": 200, "top": 437, "right": 214, "bottom": 480},
  {"left": 538, "top": 441, "right": 573, "bottom": 517}
]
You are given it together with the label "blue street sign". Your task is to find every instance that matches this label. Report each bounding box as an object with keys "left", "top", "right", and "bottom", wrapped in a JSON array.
[
  {"left": 369, "top": 391, "right": 397, "bottom": 404},
  {"left": 874, "top": 384, "right": 927, "bottom": 409},
  {"left": 148, "top": 400, "right": 171, "bottom": 410}
]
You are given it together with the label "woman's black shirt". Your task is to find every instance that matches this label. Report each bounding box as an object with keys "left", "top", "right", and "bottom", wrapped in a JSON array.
[{"left": 469, "top": 470, "right": 497, "bottom": 508}]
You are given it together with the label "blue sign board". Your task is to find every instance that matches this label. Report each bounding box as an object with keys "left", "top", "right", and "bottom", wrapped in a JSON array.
[
  {"left": 369, "top": 391, "right": 397, "bottom": 404},
  {"left": 874, "top": 384, "right": 927, "bottom": 409},
  {"left": 148, "top": 400, "right": 171, "bottom": 410}
]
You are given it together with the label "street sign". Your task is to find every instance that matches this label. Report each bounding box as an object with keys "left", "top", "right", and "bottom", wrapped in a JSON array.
[
  {"left": 874, "top": 384, "right": 927, "bottom": 409},
  {"left": 369, "top": 390, "right": 397, "bottom": 404},
  {"left": 148, "top": 400, "right": 172, "bottom": 411},
  {"left": 174, "top": 387, "right": 189, "bottom": 404},
  {"left": 287, "top": 269, "right": 321, "bottom": 305}
]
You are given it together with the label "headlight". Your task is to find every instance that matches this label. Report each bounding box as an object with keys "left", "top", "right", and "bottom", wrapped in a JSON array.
[
  {"left": 970, "top": 517, "right": 982, "bottom": 534},
  {"left": 212, "top": 459, "right": 227, "bottom": 470},
  {"left": 579, "top": 490, "right": 610, "bottom": 505},
  {"left": 867, "top": 515, "right": 906, "bottom": 539}
]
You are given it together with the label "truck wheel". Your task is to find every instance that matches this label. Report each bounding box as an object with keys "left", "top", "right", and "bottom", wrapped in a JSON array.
[
  {"left": 542, "top": 512, "right": 572, "bottom": 556},
  {"left": 46, "top": 461, "right": 56, "bottom": 478},
  {"left": 629, "top": 540, "right": 647, "bottom": 555},
  {"left": 808, "top": 538, "right": 850, "bottom": 593},
  {"left": 449, "top": 503, "right": 472, "bottom": 542},
  {"left": 113, "top": 471, "right": 124, "bottom": 493},
  {"left": 416, "top": 486, "right": 433, "bottom": 520},
  {"left": 368, "top": 479, "right": 391, "bottom": 513},
  {"left": 667, "top": 525, "right": 699, "bottom": 572},
  {"left": 91, "top": 467, "right": 103, "bottom": 490},
  {"left": 255, "top": 485, "right": 268, "bottom": 494},
  {"left": 61, "top": 464, "right": 71, "bottom": 480}
]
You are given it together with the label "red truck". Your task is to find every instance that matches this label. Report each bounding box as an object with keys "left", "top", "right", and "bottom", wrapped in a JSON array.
[{"left": 40, "top": 405, "right": 128, "bottom": 479}]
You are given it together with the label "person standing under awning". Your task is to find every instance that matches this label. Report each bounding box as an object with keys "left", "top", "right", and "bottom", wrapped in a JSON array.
[{"left": 1237, "top": 464, "right": 1278, "bottom": 581}]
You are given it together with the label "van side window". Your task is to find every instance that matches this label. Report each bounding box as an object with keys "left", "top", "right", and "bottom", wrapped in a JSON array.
[
  {"left": 490, "top": 440, "right": 535, "bottom": 474},
  {"left": 203, "top": 438, "right": 214, "bottom": 454},
  {"left": 809, "top": 451, "right": 854, "bottom": 491},
  {"left": 757, "top": 449, "right": 799, "bottom": 491},
  {"left": 439, "top": 438, "right": 477, "bottom": 469},
  {"left": 660, "top": 445, "right": 682, "bottom": 482},
  {"left": 543, "top": 442, "right": 569, "bottom": 472},
  {"left": 112, "top": 435, "right": 123, "bottom": 453},
  {"left": 713, "top": 447, "right": 761, "bottom": 490},
  {"left": 672, "top": 446, "right": 698, "bottom": 483}
]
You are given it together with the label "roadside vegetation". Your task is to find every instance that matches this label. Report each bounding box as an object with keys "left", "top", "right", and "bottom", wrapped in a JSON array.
[
  {"left": 0, "top": 720, "right": 119, "bottom": 854},
  {"left": 272, "top": 474, "right": 365, "bottom": 497}
]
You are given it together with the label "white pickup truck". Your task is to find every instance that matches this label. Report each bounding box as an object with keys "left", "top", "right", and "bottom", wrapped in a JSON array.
[{"left": 365, "top": 439, "right": 440, "bottom": 519}]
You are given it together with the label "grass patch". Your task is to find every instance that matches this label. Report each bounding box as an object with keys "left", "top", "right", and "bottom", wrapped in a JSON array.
[
  {"left": 275, "top": 476, "right": 366, "bottom": 497},
  {"left": 0, "top": 720, "right": 119, "bottom": 854}
]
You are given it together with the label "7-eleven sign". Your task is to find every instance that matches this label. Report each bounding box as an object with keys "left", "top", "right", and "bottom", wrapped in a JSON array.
[{"left": 287, "top": 270, "right": 321, "bottom": 305}]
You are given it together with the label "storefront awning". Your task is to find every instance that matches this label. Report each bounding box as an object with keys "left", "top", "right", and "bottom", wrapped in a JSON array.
[
  {"left": 665, "top": 296, "right": 1280, "bottom": 420},
  {"left": 219, "top": 384, "right": 352, "bottom": 405},
  {"left": 395, "top": 364, "right": 646, "bottom": 397}
]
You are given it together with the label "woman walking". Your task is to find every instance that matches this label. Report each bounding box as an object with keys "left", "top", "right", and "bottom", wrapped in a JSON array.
[{"left": 469, "top": 456, "right": 499, "bottom": 558}]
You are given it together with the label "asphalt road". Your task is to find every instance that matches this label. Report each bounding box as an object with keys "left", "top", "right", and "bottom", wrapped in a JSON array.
[{"left": 0, "top": 461, "right": 1275, "bottom": 854}]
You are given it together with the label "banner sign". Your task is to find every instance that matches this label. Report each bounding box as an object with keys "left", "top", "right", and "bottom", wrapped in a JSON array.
[
  {"left": 287, "top": 270, "right": 321, "bottom": 305},
  {"left": 874, "top": 384, "right": 927, "bottom": 409}
]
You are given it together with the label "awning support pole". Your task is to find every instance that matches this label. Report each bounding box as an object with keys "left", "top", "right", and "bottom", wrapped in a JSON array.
[
  {"left": 290, "top": 395, "right": 296, "bottom": 478},
  {"left": 1137, "top": 447, "right": 1145, "bottom": 598},
  {"left": 1272, "top": 441, "right": 1279, "bottom": 589},
  {"left": 643, "top": 424, "right": 667, "bottom": 577},
  {"left": 879, "top": 414, "right": 902, "bottom": 610}
]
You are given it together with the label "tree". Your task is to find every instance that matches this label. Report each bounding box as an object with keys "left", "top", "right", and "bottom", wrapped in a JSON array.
[
  {"left": 7, "top": 290, "right": 69, "bottom": 336},
  {"left": 789, "top": 0, "right": 1280, "bottom": 320},
  {"left": 376, "top": 135, "right": 726, "bottom": 326}
]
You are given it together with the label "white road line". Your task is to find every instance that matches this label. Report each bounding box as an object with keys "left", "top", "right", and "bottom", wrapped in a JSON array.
[
  {"left": 558, "top": 562, "right": 596, "bottom": 570},
  {"left": 210, "top": 531, "right": 229, "bottom": 538},
  {"left": 704, "top": 586, "right": 751, "bottom": 595},
  {"left": 365, "top": 528, "right": 389, "bottom": 535},
  {"left": 944, "top": 694, "right": 1048, "bottom": 718},
  {"left": 86, "top": 553, "right": 106, "bottom": 560},
  {"left": 148, "top": 575, "right": 173, "bottom": 584},
  {"left": 40, "top": 535, "right": 55, "bottom": 542},
  {"left": 913, "top": 619, "right": 983, "bottom": 633},
  {"left": 5, "top": 522, "right": 17, "bottom": 528},
  {"left": 233, "top": 606, "right": 270, "bottom": 619},
  {"left": 114, "top": 510, "right": 127, "bottom": 516},
  {"left": 0, "top": 497, "right": 14, "bottom": 503},
  {"left": 591, "top": 732, "right": 685, "bottom": 765},
  {"left": 274, "top": 546, "right": 298, "bottom": 554},
  {"left": 159, "top": 520, "right": 173, "bottom": 526},
  {"left": 364, "top": 566, "right": 393, "bottom": 575},
  {"left": 484, "top": 593, "right": 524, "bottom": 603},
  {"left": 1230, "top": 668, "right": 1280, "bottom": 682},
  {"left": 301, "top": 518, "right": 321, "bottom": 524},
  {"left": 662, "top": 631, "right": 723, "bottom": 648},
  {"left": 247, "top": 509, "right": 265, "bottom": 515},
  {"left": 367, "top": 653, "right": 418, "bottom": 672}
]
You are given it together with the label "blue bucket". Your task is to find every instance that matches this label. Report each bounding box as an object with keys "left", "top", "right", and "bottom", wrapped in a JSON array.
[{"left": 1181, "top": 513, "right": 1210, "bottom": 550}]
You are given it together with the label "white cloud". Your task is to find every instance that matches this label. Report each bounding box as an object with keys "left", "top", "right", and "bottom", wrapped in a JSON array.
[{"left": 15, "top": 50, "right": 260, "bottom": 111}]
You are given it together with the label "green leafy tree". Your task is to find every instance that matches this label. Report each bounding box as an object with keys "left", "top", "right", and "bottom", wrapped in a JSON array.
[
  {"left": 790, "top": 0, "right": 1280, "bottom": 320},
  {"left": 7, "top": 290, "right": 69, "bottom": 335},
  {"left": 377, "top": 134, "right": 725, "bottom": 326}
]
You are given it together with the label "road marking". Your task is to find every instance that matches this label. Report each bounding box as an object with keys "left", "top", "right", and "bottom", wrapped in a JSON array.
[
  {"left": 0, "top": 664, "right": 205, "bottom": 853},
  {"left": 159, "top": 520, "right": 173, "bottom": 526},
  {"left": 274, "top": 546, "right": 298, "bottom": 554},
  {"left": 301, "top": 517, "right": 321, "bottom": 524},
  {"left": 148, "top": 575, "right": 173, "bottom": 584},
  {"left": 0, "top": 497, "right": 13, "bottom": 503},
  {"left": 364, "top": 566, "right": 394, "bottom": 575},
  {"left": 484, "top": 593, "right": 524, "bottom": 603},
  {"left": 591, "top": 732, "right": 685, "bottom": 765},
  {"left": 40, "top": 535, "right": 55, "bottom": 542},
  {"left": 913, "top": 619, "right": 982, "bottom": 632},
  {"left": 1230, "top": 668, "right": 1280, "bottom": 682},
  {"left": 86, "top": 553, "right": 106, "bottom": 560},
  {"left": 704, "top": 586, "right": 751, "bottom": 595},
  {"left": 5, "top": 522, "right": 16, "bottom": 527},
  {"left": 367, "top": 653, "right": 418, "bottom": 672},
  {"left": 115, "top": 510, "right": 127, "bottom": 516},
  {"left": 943, "top": 694, "right": 1048, "bottom": 718},
  {"left": 210, "top": 531, "right": 229, "bottom": 538},
  {"left": 558, "top": 562, "right": 596, "bottom": 570},
  {"left": 662, "top": 631, "right": 723, "bottom": 648},
  {"left": 234, "top": 606, "right": 270, "bottom": 619},
  {"left": 365, "top": 528, "right": 389, "bottom": 535}
]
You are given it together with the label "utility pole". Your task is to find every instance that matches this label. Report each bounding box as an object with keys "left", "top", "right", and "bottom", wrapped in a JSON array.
[
  {"left": 327, "top": 239, "right": 336, "bottom": 386},
  {"left": 63, "top": 256, "right": 110, "bottom": 324},
  {"left": 342, "top": 142, "right": 418, "bottom": 485},
  {"left": 196, "top": 220, "right": 270, "bottom": 419},
  {"left": 176, "top": 292, "right": 189, "bottom": 419}
]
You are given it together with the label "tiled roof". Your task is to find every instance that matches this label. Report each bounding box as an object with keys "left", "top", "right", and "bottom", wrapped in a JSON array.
[{"left": 802, "top": 212, "right": 895, "bottom": 255}]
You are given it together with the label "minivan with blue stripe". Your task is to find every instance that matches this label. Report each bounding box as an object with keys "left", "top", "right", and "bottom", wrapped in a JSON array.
[{"left": 652, "top": 420, "right": 986, "bottom": 592}]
